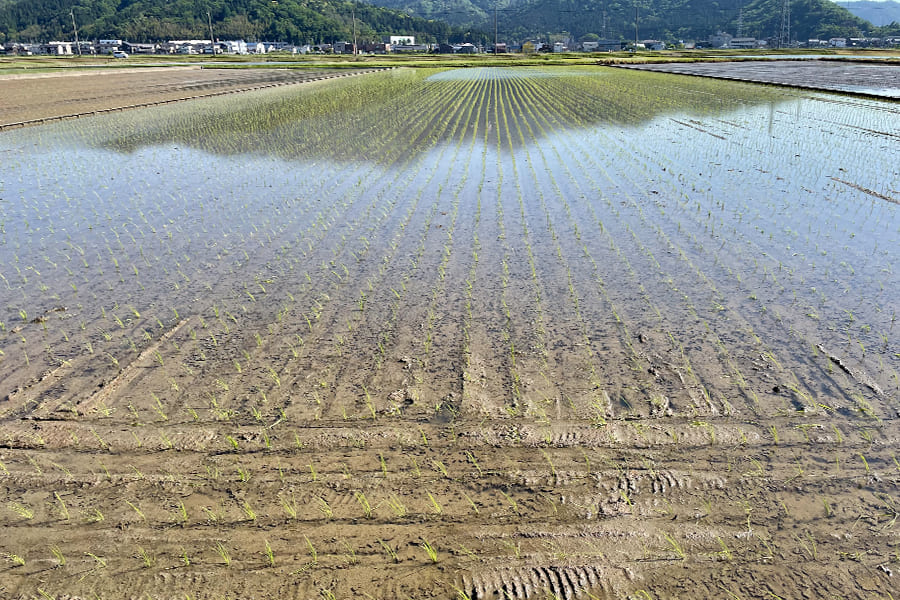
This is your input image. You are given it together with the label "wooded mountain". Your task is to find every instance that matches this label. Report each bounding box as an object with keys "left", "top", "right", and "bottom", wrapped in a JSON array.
[
  {"left": 1, "top": 0, "right": 897, "bottom": 45},
  {"left": 368, "top": 0, "right": 899, "bottom": 41},
  {"left": 0, "top": 0, "right": 484, "bottom": 44},
  {"left": 843, "top": 0, "right": 900, "bottom": 26}
]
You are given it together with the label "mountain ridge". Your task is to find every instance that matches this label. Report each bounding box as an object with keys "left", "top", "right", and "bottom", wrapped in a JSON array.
[
  {"left": 842, "top": 0, "right": 900, "bottom": 26},
  {"left": 1, "top": 0, "right": 897, "bottom": 46}
]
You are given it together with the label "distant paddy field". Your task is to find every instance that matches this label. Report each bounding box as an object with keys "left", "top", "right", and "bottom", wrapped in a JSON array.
[
  {"left": 619, "top": 59, "right": 900, "bottom": 98},
  {"left": 0, "top": 66, "right": 380, "bottom": 129}
]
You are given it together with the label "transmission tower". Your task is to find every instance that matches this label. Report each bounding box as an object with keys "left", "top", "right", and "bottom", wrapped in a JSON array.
[{"left": 779, "top": 0, "right": 791, "bottom": 48}]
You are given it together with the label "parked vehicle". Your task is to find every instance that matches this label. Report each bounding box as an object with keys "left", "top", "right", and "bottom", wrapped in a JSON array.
[{"left": 112, "top": 51, "right": 129, "bottom": 58}]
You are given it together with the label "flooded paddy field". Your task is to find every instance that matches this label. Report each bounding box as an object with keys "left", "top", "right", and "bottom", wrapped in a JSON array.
[
  {"left": 0, "top": 66, "right": 899, "bottom": 599},
  {"left": 620, "top": 59, "right": 900, "bottom": 98},
  {"left": 0, "top": 67, "right": 377, "bottom": 129}
]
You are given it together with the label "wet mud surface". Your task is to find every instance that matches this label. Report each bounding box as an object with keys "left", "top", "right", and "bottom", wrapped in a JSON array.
[
  {"left": 0, "top": 66, "right": 899, "bottom": 599},
  {"left": 0, "top": 67, "right": 378, "bottom": 128},
  {"left": 620, "top": 59, "right": 900, "bottom": 98}
]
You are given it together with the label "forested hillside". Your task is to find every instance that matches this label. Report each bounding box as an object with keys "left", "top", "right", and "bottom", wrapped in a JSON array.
[
  {"left": 0, "top": 0, "right": 482, "bottom": 44},
  {"left": 370, "top": 0, "right": 896, "bottom": 41},
  {"left": 1, "top": 0, "right": 897, "bottom": 46}
]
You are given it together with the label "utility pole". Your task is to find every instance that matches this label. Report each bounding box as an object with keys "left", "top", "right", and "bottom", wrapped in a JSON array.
[
  {"left": 352, "top": 3, "right": 358, "bottom": 57},
  {"left": 494, "top": 5, "right": 498, "bottom": 54},
  {"left": 207, "top": 11, "right": 216, "bottom": 52},
  {"left": 71, "top": 10, "right": 82, "bottom": 56},
  {"left": 634, "top": 4, "right": 639, "bottom": 49}
]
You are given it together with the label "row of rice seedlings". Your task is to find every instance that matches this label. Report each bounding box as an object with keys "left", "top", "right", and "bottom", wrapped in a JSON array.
[
  {"left": 124, "top": 71, "right": 473, "bottom": 426},
  {"left": 548, "top": 72, "right": 880, "bottom": 418},
  {"left": 599, "top": 105, "right": 899, "bottom": 419},
  {"left": 313, "top": 72, "right": 488, "bottom": 422},
  {"left": 498, "top": 85, "right": 555, "bottom": 424},
  {"left": 404, "top": 76, "right": 487, "bottom": 409},
  {"left": 499, "top": 69, "right": 660, "bottom": 423},
  {"left": 116, "top": 159, "right": 386, "bottom": 427}
]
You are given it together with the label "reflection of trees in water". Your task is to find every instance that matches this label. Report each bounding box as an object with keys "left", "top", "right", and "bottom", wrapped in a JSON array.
[{"left": 94, "top": 66, "right": 785, "bottom": 163}]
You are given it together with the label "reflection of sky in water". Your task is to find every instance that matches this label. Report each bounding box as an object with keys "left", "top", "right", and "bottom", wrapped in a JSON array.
[
  {"left": 519, "top": 92, "right": 900, "bottom": 304},
  {"left": 2, "top": 74, "right": 897, "bottom": 339},
  {"left": 838, "top": 86, "right": 900, "bottom": 98},
  {"left": 34, "top": 67, "right": 794, "bottom": 163},
  {"left": 425, "top": 67, "right": 611, "bottom": 81},
  {"left": 0, "top": 127, "right": 380, "bottom": 280}
]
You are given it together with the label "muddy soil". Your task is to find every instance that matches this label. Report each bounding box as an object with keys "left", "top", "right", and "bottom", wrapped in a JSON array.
[
  {"left": 0, "top": 67, "right": 378, "bottom": 128},
  {"left": 0, "top": 67, "right": 899, "bottom": 600},
  {"left": 620, "top": 59, "right": 900, "bottom": 98}
]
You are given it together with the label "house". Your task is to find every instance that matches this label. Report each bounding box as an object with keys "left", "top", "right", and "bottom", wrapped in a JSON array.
[
  {"left": 76, "top": 41, "right": 96, "bottom": 54},
  {"left": 123, "top": 42, "right": 157, "bottom": 54},
  {"left": 165, "top": 40, "right": 210, "bottom": 54},
  {"left": 3, "top": 43, "right": 36, "bottom": 55},
  {"left": 246, "top": 42, "right": 268, "bottom": 53},
  {"left": 220, "top": 40, "right": 248, "bottom": 54},
  {"left": 729, "top": 37, "right": 759, "bottom": 49},
  {"left": 829, "top": 37, "right": 847, "bottom": 47},
  {"left": 392, "top": 44, "right": 428, "bottom": 52},
  {"left": 438, "top": 43, "right": 478, "bottom": 54},
  {"left": 553, "top": 42, "right": 567, "bottom": 52},
  {"left": 641, "top": 40, "right": 665, "bottom": 50},
  {"left": 333, "top": 41, "right": 356, "bottom": 54},
  {"left": 594, "top": 39, "right": 622, "bottom": 52},
  {"left": 361, "top": 43, "right": 390, "bottom": 53},
  {"left": 98, "top": 39, "right": 123, "bottom": 53},
  {"left": 42, "top": 41, "right": 73, "bottom": 55},
  {"left": 386, "top": 35, "right": 415, "bottom": 45},
  {"left": 709, "top": 32, "right": 732, "bottom": 48}
]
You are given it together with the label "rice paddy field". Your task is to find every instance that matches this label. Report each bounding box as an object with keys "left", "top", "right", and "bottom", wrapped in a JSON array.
[{"left": 1, "top": 65, "right": 899, "bottom": 600}]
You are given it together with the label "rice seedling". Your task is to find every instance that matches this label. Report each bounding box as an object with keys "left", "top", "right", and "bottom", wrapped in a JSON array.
[
  {"left": 264, "top": 540, "right": 275, "bottom": 567},
  {"left": 214, "top": 542, "right": 231, "bottom": 566},
  {"left": 420, "top": 538, "right": 438, "bottom": 563},
  {"left": 378, "top": 539, "right": 398, "bottom": 563},
  {"left": 355, "top": 491, "right": 374, "bottom": 518},
  {"left": 4, "top": 552, "right": 26, "bottom": 567},
  {"left": 663, "top": 532, "right": 687, "bottom": 561},
  {"left": 0, "top": 62, "right": 896, "bottom": 600}
]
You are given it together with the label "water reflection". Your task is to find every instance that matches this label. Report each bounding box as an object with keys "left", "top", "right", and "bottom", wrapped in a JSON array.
[{"left": 76, "top": 67, "right": 789, "bottom": 163}]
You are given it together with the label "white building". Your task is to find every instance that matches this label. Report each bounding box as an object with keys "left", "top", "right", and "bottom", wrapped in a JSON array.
[
  {"left": 44, "top": 41, "right": 73, "bottom": 55},
  {"left": 220, "top": 40, "right": 248, "bottom": 54},
  {"left": 386, "top": 35, "right": 415, "bottom": 45},
  {"left": 729, "top": 37, "right": 759, "bottom": 49},
  {"left": 98, "top": 39, "right": 123, "bottom": 53}
]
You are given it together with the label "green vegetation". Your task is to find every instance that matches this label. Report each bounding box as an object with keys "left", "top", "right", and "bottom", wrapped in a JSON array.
[
  {"left": 367, "top": 0, "right": 896, "bottom": 41},
  {"left": 0, "top": 0, "right": 485, "bottom": 45},
  {"left": 1, "top": 0, "right": 895, "bottom": 47},
  {"left": 95, "top": 66, "right": 783, "bottom": 163}
]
